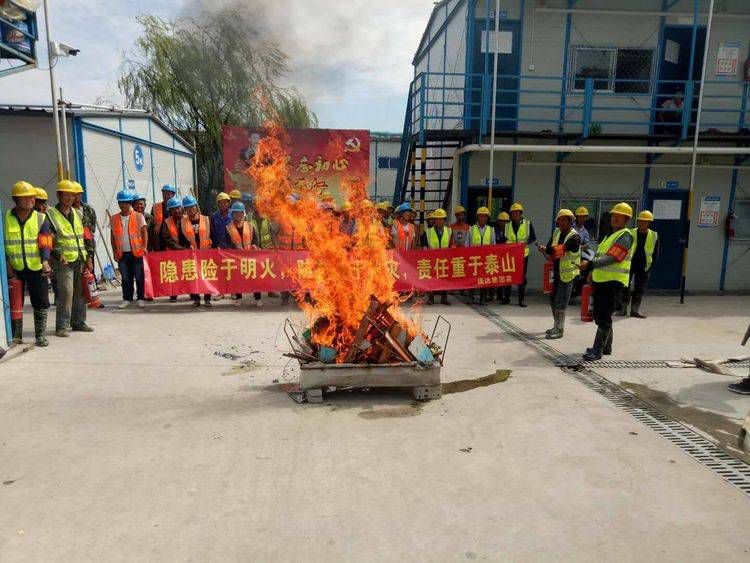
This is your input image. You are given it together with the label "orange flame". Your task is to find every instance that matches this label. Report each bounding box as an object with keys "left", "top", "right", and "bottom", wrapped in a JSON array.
[{"left": 247, "top": 123, "right": 419, "bottom": 359}]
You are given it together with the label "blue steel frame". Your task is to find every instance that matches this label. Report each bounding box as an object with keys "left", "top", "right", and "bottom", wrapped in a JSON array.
[{"left": 0, "top": 8, "right": 38, "bottom": 77}]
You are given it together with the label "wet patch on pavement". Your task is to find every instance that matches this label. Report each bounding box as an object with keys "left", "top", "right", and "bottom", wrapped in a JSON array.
[
  {"left": 358, "top": 401, "right": 423, "bottom": 419},
  {"left": 443, "top": 370, "right": 511, "bottom": 394}
]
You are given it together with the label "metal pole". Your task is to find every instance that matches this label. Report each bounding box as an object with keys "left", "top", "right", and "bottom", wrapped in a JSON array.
[
  {"left": 487, "top": 0, "right": 501, "bottom": 214},
  {"left": 59, "top": 87, "right": 70, "bottom": 179},
  {"left": 42, "top": 0, "right": 63, "bottom": 181},
  {"left": 681, "top": 0, "right": 715, "bottom": 304}
]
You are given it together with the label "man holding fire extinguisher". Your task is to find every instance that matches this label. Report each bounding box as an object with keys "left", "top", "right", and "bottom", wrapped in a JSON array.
[
  {"left": 4, "top": 181, "right": 53, "bottom": 347},
  {"left": 47, "top": 180, "right": 95, "bottom": 337},
  {"left": 537, "top": 209, "right": 581, "bottom": 340},
  {"left": 578, "top": 203, "right": 634, "bottom": 361}
]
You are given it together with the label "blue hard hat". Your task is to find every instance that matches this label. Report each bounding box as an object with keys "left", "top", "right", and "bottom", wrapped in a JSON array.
[
  {"left": 132, "top": 192, "right": 145, "bottom": 201},
  {"left": 162, "top": 184, "right": 177, "bottom": 194},
  {"left": 166, "top": 196, "right": 183, "bottom": 211},
  {"left": 182, "top": 194, "right": 198, "bottom": 208},
  {"left": 394, "top": 202, "right": 412, "bottom": 214},
  {"left": 117, "top": 189, "right": 135, "bottom": 203},
  {"left": 241, "top": 192, "right": 254, "bottom": 203},
  {"left": 230, "top": 202, "right": 246, "bottom": 214}
]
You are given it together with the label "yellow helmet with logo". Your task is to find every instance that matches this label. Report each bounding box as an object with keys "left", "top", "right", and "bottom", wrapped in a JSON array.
[
  {"left": 556, "top": 208, "right": 575, "bottom": 220},
  {"left": 432, "top": 208, "right": 447, "bottom": 219},
  {"left": 575, "top": 206, "right": 589, "bottom": 217},
  {"left": 510, "top": 202, "right": 524, "bottom": 212},
  {"left": 476, "top": 206, "right": 491, "bottom": 216},
  {"left": 35, "top": 187, "right": 49, "bottom": 201},
  {"left": 610, "top": 202, "right": 633, "bottom": 218},
  {"left": 12, "top": 181, "right": 37, "bottom": 198},
  {"left": 637, "top": 210, "right": 654, "bottom": 222},
  {"left": 56, "top": 180, "right": 78, "bottom": 193},
  {"left": 454, "top": 205, "right": 466, "bottom": 214}
]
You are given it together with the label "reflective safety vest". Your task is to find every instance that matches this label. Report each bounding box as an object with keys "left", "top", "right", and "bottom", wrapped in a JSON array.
[
  {"left": 631, "top": 228, "right": 659, "bottom": 272},
  {"left": 277, "top": 227, "right": 305, "bottom": 250},
  {"left": 426, "top": 226, "right": 452, "bottom": 249},
  {"left": 551, "top": 227, "right": 581, "bottom": 283},
  {"left": 592, "top": 228, "right": 632, "bottom": 286},
  {"left": 111, "top": 212, "right": 146, "bottom": 260},
  {"left": 252, "top": 217, "right": 273, "bottom": 248},
  {"left": 393, "top": 221, "right": 415, "bottom": 250},
  {"left": 181, "top": 215, "right": 212, "bottom": 249},
  {"left": 153, "top": 202, "right": 166, "bottom": 235},
  {"left": 470, "top": 224, "right": 493, "bottom": 246},
  {"left": 227, "top": 221, "right": 253, "bottom": 249},
  {"left": 450, "top": 223, "right": 470, "bottom": 246},
  {"left": 47, "top": 206, "right": 86, "bottom": 263},
  {"left": 4, "top": 209, "right": 46, "bottom": 272},
  {"left": 505, "top": 219, "right": 531, "bottom": 256}
]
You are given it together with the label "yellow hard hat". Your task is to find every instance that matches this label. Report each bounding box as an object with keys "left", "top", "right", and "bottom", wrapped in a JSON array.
[
  {"left": 56, "top": 179, "right": 78, "bottom": 194},
  {"left": 610, "top": 202, "right": 633, "bottom": 218},
  {"left": 556, "top": 208, "right": 575, "bottom": 220},
  {"left": 575, "top": 206, "right": 589, "bottom": 216},
  {"left": 510, "top": 202, "right": 524, "bottom": 213},
  {"left": 320, "top": 191, "right": 334, "bottom": 202},
  {"left": 498, "top": 212, "right": 510, "bottom": 221},
  {"left": 216, "top": 192, "right": 231, "bottom": 202},
  {"left": 454, "top": 205, "right": 467, "bottom": 214},
  {"left": 11, "top": 181, "right": 37, "bottom": 198},
  {"left": 73, "top": 181, "right": 84, "bottom": 194},
  {"left": 432, "top": 208, "right": 447, "bottom": 219},
  {"left": 376, "top": 201, "right": 389, "bottom": 211},
  {"left": 426, "top": 211, "right": 435, "bottom": 220},
  {"left": 341, "top": 201, "right": 353, "bottom": 212},
  {"left": 476, "top": 206, "right": 491, "bottom": 216},
  {"left": 637, "top": 210, "right": 654, "bottom": 222},
  {"left": 229, "top": 189, "right": 242, "bottom": 199},
  {"left": 35, "top": 187, "right": 49, "bottom": 200}
]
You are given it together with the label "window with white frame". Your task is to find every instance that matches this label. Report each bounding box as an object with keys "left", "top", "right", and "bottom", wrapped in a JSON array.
[
  {"left": 733, "top": 199, "right": 750, "bottom": 240},
  {"left": 571, "top": 46, "right": 654, "bottom": 94}
]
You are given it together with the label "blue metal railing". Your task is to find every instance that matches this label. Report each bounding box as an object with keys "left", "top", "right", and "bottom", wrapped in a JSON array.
[
  {"left": 0, "top": 4, "right": 39, "bottom": 77},
  {"left": 407, "top": 70, "right": 750, "bottom": 141}
]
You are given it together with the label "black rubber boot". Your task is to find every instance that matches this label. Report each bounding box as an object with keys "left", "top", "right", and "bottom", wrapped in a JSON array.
[
  {"left": 583, "top": 328, "right": 606, "bottom": 361},
  {"left": 630, "top": 296, "right": 647, "bottom": 318},
  {"left": 34, "top": 309, "right": 49, "bottom": 347},
  {"left": 11, "top": 319, "right": 23, "bottom": 344},
  {"left": 546, "top": 310, "right": 565, "bottom": 340},
  {"left": 602, "top": 328, "right": 613, "bottom": 355}
]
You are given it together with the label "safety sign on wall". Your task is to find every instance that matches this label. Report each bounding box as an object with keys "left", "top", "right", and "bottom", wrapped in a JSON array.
[
  {"left": 133, "top": 145, "right": 144, "bottom": 172},
  {"left": 716, "top": 42, "right": 740, "bottom": 76},
  {"left": 698, "top": 196, "right": 721, "bottom": 227}
]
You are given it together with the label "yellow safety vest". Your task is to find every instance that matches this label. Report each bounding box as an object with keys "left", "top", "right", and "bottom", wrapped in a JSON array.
[
  {"left": 552, "top": 227, "right": 581, "bottom": 283},
  {"left": 505, "top": 219, "right": 531, "bottom": 256},
  {"left": 47, "top": 206, "right": 87, "bottom": 263},
  {"left": 4, "top": 209, "right": 44, "bottom": 272},
  {"left": 470, "top": 224, "right": 493, "bottom": 246},
  {"left": 592, "top": 228, "right": 632, "bottom": 286},
  {"left": 253, "top": 217, "right": 273, "bottom": 249},
  {"left": 426, "top": 226, "right": 452, "bottom": 249},
  {"left": 631, "top": 228, "right": 658, "bottom": 272}
]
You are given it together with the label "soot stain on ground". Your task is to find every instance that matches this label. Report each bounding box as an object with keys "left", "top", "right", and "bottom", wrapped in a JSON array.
[
  {"left": 620, "top": 381, "right": 748, "bottom": 464},
  {"left": 443, "top": 370, "right": 511, "bottom": 395}
]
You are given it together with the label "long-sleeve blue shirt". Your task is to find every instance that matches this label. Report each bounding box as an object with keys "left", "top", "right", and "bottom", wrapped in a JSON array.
[{"left": 210, "top": 210, "right": 232, "bottom": 249}]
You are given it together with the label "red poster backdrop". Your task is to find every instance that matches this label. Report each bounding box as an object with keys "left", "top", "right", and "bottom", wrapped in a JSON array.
[
  {"left": 222, "top": 126, "right": 370, "bottom": 201},
  {"left": 143, "top": 245, "right": 526, "bottom": 298}
]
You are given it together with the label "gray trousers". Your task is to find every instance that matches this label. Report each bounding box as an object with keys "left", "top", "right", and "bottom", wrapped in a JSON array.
[
  {"left": 550, "top": 278, "right": 575, "bottom": 310},
  {"left": 52, "top": 258, "right": 87, "bottom": 330}
]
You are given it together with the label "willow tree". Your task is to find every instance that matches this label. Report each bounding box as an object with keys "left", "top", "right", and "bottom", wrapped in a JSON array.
[{"left": 119, "top": 10, "right": 317, "bottom": 208}]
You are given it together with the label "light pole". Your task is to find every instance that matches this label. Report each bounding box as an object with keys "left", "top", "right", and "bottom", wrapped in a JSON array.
[
  {"left": 486, "top": 0, "right": 502, "bottom": 215},
  {"left": 42, "top": 0, "right": 63, "bottom": 181}
]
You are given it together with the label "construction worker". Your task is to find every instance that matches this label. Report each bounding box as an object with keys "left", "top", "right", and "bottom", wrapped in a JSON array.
[
  {"left": 132, "top": 193, "right": 155, "bottom": 252},
  {"left": 34, "top": 187, "right": 48, "bottom": 214},
  {"left": 505, "top": 202, "right": 536, "bottom": 307},
  {"left": 111, "top": 190, "right": 148, "bottom": 309},
  {"left": 537, "top": 209, "right": 581, "bottom": 340},
  {"left": 579, "top": 202, "right": 634, "bottom": 361},
  {"left": 47, "top": 180, "right": 93, "bottom": 336},
  {"left": 151, "top": 184, "right": 177, "bottom": 251},
  {"left": 249, "top": 196, "right": 275, "bottom": 307},
  {"left": 391, "top": 203, "right": 417, "bottom": 250},
  {"left": 210, "top": 192, "right": 232, "bottom": 250},
  {"left": 466, "top": 207, "right": 496, "bottom": 305},
  {"left": 376, "top": 201, "right": 391, "bottom": 230},
  {"left": 229, "top": 189, "right": 242, "bottom": 207},
  {"left": 619, "top": 210, "right": 659, "bottom": 319},
  {"left": 181, "top": 195, "right": 213, "bottom": 307},
  {"left": 227, "top": 202, "right": 258, "bottom": 307},
  {"left": 241, "top": 191, "right": 254, "bottom": 216},
  {"left": 495, "top": 211, "right": 511, "bottom": 304},
  {"left": 450, "top": 205, "right": 470, "bottom": 247},
  {"left": 72, "top": 181, "right": 97, "bottom": 264},
  {"left": 574, "top": 206, "right": 592, "bottom": 251},
  {"left": 159, "top": 197, "right": 184, "bottom": 303},
  {"left": 4, "top": 181, "right": 53, "bottom": 346},
  {"left": 386, "top": 203, "right": 395, "bottom": 226},
  {"left": 339, "top": 201, "right": 356, "bottom": 236},
  {"left": 422, "top": 209, "right": 452, "bottom": 305}
]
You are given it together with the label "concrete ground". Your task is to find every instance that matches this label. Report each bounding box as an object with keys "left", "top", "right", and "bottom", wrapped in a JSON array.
[{"left": 1, "top": 291, "right": 749, "bottom": 561}]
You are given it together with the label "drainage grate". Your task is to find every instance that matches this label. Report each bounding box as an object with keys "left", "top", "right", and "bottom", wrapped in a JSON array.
[
  {"left": 468, "top": 303, "right": 750, "bottom": 497},
  {"left": 584, "top": 359, "right": 749, "bottom": 369}
]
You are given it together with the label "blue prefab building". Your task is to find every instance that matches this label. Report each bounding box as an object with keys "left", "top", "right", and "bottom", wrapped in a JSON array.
[{"left": 396, "top": 0, "right": 750, "bottom": 292}]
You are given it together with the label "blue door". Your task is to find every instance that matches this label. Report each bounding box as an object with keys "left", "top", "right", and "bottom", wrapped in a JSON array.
[
  {"left": 645, "top": 190, "right": 689, "bottom": 290},
  {"left": 471, "top": 19, "right": 521, "bottom": 133}
]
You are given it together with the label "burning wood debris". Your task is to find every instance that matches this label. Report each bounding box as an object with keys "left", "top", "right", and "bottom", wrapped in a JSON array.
[{"left": 285, "top": 296, "right": 443, "bottom": 365}]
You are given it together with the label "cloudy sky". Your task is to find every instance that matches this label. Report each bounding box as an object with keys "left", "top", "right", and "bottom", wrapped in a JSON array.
[{"left": 2, "top": 0, "right": 433, "bottom": 132}]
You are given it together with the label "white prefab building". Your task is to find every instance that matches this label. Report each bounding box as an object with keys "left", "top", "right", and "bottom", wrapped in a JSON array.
[
  {"left": 369, "top": 132, "right": 403, "bottom": 203},
  {"left": 396, "top": 0, "right": 750, "bottom": 293}
]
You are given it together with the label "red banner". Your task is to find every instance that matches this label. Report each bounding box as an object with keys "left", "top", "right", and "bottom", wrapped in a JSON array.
[
  {"left": 143, "top": 245, "right": 525, "bottom": 297},
  {"left": 222, "top": 126, "right": 370, "bottom": 201}
]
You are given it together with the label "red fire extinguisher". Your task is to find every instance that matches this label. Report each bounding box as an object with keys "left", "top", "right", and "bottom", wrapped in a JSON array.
[
  {"left": 543, "top": 261, "right": 554, "bottom": 294},
  {"left": 9, "top": 277, "right": 23, "bottom": 321},
  {"left": 580, "top": 283, "right": 594, "bottom": 322},
  {"left": 82, "top": 269, "right": 102, "bottom": 309}
]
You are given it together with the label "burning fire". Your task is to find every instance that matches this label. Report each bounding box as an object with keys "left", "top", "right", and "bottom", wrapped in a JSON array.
[{"left": 247, "top": 123, "right": 419, "bottom": 359}]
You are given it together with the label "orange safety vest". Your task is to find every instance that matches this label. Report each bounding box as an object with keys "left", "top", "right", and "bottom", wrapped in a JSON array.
[
  {"left": 181, "top": 215, "right": 211, "bottom": 249},
  {"left": 227, "top": 221, "right": 253, "bottom": 249},
  {"left": 277, "top": 227, "right": 305, "bottom": 250},
  {"left": 153, "top": 202, "right": 166, "bottom": 234},
  {"left": 111, "top": 212, "right": 146, "bottom": 260},
  {"left": 394, "top": 221, "right": 415, "bottom": 250}
]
